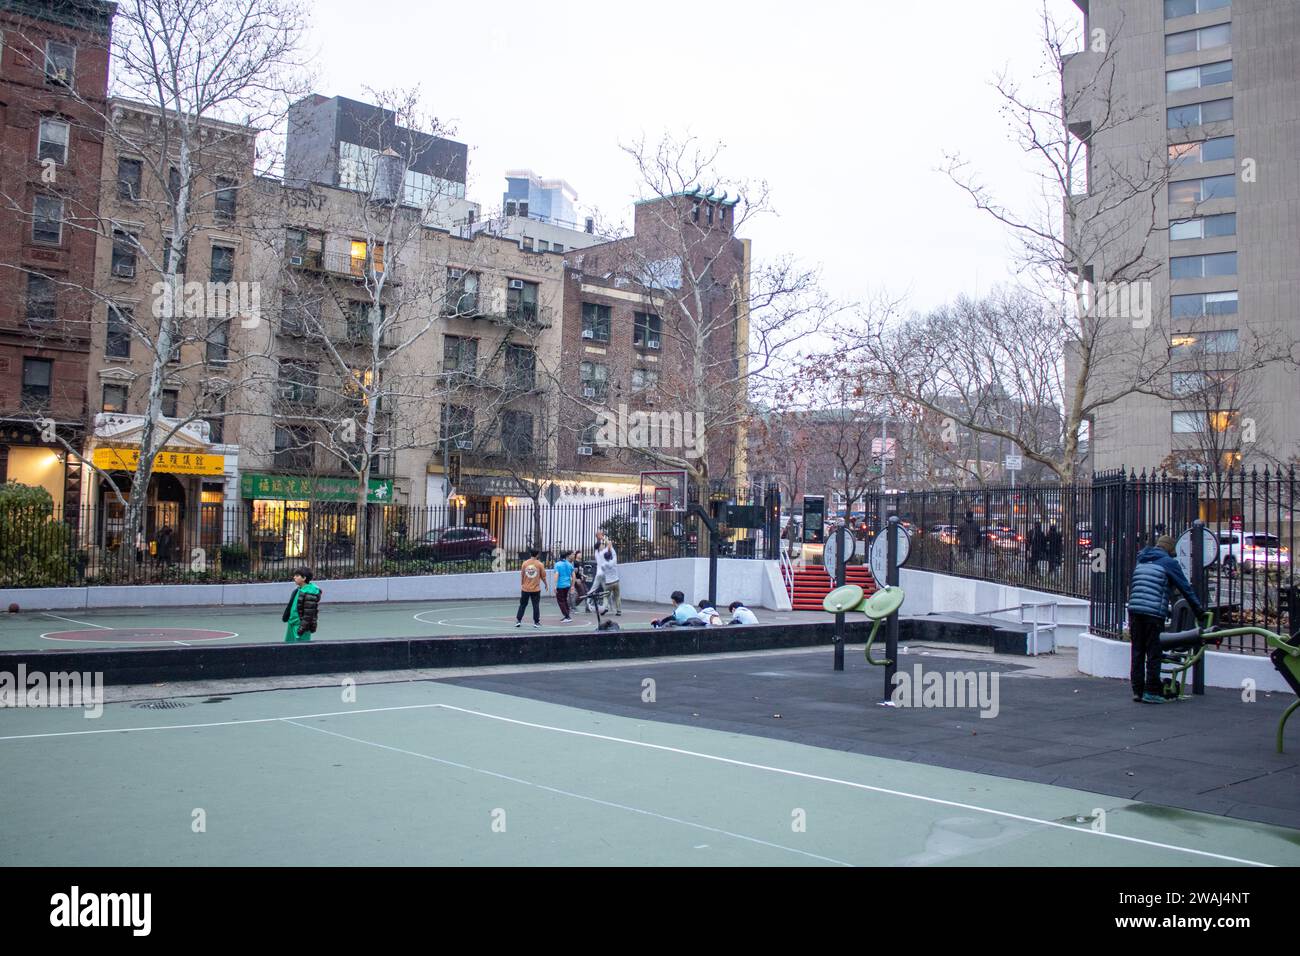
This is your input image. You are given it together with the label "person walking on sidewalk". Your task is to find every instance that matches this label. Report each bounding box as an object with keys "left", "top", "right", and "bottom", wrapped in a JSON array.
[
  {"left": 1126, "top": 534, "right": 1206, "bottom": 703},
  {"left": 515, "top": 548, "right": 548, "bottom": 628}
]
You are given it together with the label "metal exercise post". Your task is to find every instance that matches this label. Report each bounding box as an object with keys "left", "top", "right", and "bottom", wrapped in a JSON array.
[
  {"left": 834, "top": 522, "right": 846, "bottom": 672},
  {"left": 884, "top": 516, "right": 901, "bottom": 698},
  {"left": 1192, "top": 519, "right": 1206, "bottom": 696}
]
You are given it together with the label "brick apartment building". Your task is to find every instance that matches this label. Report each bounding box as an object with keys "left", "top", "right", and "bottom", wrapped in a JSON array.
[{"left": 0, "top": 0, "right": 112, "bottom": 517}]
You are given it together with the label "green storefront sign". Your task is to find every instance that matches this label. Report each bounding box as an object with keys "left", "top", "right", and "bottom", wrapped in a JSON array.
[{"left": 241, "top": 473, "right": 395, "bottom": 504}]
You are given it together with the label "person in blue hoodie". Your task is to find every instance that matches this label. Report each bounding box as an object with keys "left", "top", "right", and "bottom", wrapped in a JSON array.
[{"left": 1127, "top": 534, "right": 1206, "bottom": 703}]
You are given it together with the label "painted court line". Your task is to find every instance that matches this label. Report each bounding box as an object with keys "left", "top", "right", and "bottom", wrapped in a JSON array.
[
  {"left": 432, "top": 704, "right": 1276, "bottom": 868},
  {"left": 40, "top": 613, "right": 111, "bottom": 629},
  {"left": 283, "top": 719, "right": 853, "bottom": 867},
  {"left": 0, "top": 697, "right": 1277, "bottom": 866}
]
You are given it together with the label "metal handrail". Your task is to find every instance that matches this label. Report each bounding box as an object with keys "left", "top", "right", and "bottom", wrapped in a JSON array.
[{"left": 975, "top": 601, "right": 1058, "bottom": 655}]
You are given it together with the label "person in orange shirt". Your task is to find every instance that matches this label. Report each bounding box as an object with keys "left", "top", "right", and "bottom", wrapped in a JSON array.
[{"left": 514, "top": 548, "right": 549, "bottom": 628}]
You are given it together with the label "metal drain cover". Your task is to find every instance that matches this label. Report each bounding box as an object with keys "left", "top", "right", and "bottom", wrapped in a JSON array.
[{"left": 131, "top": 700, "right": 190, "bottom": 710}]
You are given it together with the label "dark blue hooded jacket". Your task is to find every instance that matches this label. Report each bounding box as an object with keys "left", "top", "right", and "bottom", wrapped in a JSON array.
[{"left": 1127, "top": 547, "right": 1204, "bottom": 620}]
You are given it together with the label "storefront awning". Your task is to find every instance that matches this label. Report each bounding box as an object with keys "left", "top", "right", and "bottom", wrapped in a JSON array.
[{"left": 241, "top": 472, "right": 394, "bottom": 503}]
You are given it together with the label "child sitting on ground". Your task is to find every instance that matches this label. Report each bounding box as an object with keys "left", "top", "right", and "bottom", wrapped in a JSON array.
[{"left": 651, "top": 590, "right": 699, "bottom": 628}]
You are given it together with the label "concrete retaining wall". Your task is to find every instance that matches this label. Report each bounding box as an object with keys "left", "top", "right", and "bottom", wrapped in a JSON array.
[
  {"left": 898, "top": 568, "right": 1090, "bottom": 647},
  {"left": 1077, "top": 630, "right": 1290, "bottom": 693},
  {"left": 0, "top": 559, "right": 792, "bottom": 612}
]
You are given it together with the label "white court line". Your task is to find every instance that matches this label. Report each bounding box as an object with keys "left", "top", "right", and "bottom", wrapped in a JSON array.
[
  {"left": 432, "top": 703, "right": 1277, "bottom": 868},
  {"left": 0, "top": 697, "right": 1277, "bottom": 866},
  {"left": 38, "top": 630, "right": 240, "bottom": 644},
  {"left": 283, "top": 719, "right": 853, "bottom": 867},
  {"left": 41, "top": 613, "right": 111, "bottom": 629}
]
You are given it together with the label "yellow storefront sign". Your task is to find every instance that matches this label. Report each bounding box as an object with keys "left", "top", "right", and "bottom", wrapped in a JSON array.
[{"left": 93, "top": 447, "right": 225, "bottom": 476}]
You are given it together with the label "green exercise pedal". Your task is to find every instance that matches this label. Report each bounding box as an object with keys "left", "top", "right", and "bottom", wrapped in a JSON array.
[{"left": 823, "top": 584, "right": 906, "bottom": 667}]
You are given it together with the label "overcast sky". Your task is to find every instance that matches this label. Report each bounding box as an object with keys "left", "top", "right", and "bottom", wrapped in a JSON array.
[{"left": 304, "top": 0, "right": 1079, "bottom": 315}]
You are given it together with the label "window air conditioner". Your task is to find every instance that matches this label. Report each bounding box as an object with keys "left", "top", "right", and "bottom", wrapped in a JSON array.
[
  {"left": 508, "top": 279, "right": 524, "bottom": 290},
  {"left": 581, "top": 330, "right": 594, "bottom": 339},
  {"left": 577, "top": 446, "right": 593, "bottom": 456},
  {"left": 449, "top": 268, "right": 463, "bottom": 279},
  {"left": 583, "top": 387, "right": 596, "bottom": 398},
  {"left": 289, "top": 255, "right": 305, "bottom": 266},
  {"left": 647, "top": 338, "right": 660, "bottom": 348},
  {"left": 456, "top": 439, "right": 473, "bottom": 450},
  {"left": 113, "top": 263, "right": 135, "bottom": 278}
]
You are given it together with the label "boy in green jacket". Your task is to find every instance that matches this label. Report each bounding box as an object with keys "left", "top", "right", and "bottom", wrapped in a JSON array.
[{"left": 283, "top": 567, "right": 322, "bottom": 643}]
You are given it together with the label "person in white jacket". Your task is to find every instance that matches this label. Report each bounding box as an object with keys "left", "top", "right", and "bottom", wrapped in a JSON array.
[{"left": 593, "top": 534, "right": 622, "bottom": 615}]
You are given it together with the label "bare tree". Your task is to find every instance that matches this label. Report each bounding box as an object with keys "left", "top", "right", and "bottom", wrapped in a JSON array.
[
  {"left": 553, "top": 134, "right": 838, "bottom": 505},
  {"left": 1, "top": 0, "right": 311, "bottom": 564}
]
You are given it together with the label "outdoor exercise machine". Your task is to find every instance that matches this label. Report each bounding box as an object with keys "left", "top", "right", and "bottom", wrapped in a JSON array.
[
  {"left": 1157, "top": 606, "right": 1300, "bottom": 753},
  {"left": 823, "top": 515, "right": 910, "bottom": 701}
]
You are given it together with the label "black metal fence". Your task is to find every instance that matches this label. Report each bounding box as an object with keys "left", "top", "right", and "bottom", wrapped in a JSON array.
[
  {"left": 863, "top": 483, "right": 1094, "bottom": 600},
  {"left": 863, "top": 468, "right": 1300, "bottom": 655},
  {"left": 0, "top": 491, "right": 779, "bottom": 588}
]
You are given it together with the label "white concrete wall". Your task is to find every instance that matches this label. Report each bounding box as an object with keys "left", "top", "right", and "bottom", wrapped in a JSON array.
[
  {"left": 898, "top": 568, "right": 1090, "bottom": 647},
  {"left": 0, "top": 559, "right": 792, "bottom": 611},
  {"left": 1077, "top": 631, "right": 1290, "bottom": 694}
]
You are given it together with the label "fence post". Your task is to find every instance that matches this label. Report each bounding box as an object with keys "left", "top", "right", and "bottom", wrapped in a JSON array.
[{"left": 1192, "top": 518, "right": 1207, "bottom": 696}]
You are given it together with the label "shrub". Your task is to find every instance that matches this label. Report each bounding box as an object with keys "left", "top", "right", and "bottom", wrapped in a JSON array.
[{"left": 0, "top": 483, "right": 74, "bottom": 587}]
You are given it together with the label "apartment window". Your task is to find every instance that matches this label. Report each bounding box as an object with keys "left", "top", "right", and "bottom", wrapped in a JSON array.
[
  {"left": 1171, "top": 329, "right": 1239, "bottom": 358},
  {"left": 1168, "top": 135, "right": 1234, "bottom": 167},
  {"left": 26, "top": 274, "right": 56, "bottom": 324},
  {"left": 163, "top": 236, "right": 188, "bottom": 275},
  {"left": 32, "top": 195, "right": 62, "bottom": 244},
  {"left": 1166, "top": 60, "right": 1232, "bottom": 93},
  {"left": 443, "top": 335, "right": 477, "bottom": 373},
  {"left": 1164, "top": 0, "right": 1230, "bottom": 18},
  {"left": 274, "top": 425, "right": 314, "bottom": 471},
  {"left": 579, "top": 361, "right": 608, "bottom": 401},
  {"left": 631, "top": 368, "right": 659, "bottom": 392},
  {"left": 692, "top": 202, "right": 701, "bottom": 223},
  {"left": 205, "top": 393, "right": 226, "bottom": 444},
  {"left": 209, "top": 245, "right": 234, "bottom": 284},
  {"left": 441, "top": 405, "right": 474, "bottom": 448},
  {"left": 109, "top": 230, "right": 137, "bottom": 277},
  {"left": 505, "top": 344, "right": 536, "bottom": 391},
  {"left": 278, "top": 359, "right": 318, "bottom": 405},
  {"left": 633, "top": 312, "right": 662, "bottom": 349},
  {"left": 1171, "top": 251, "right": 1237, "bottom": 279},
  {"left": 214, "top": 177, "right": 237, "bottom": 221},
  {"left": 446, "top": 269, "right": 479, "bottom": 314},
  {"left": 501, "top": 411, "right": 534, "bottom": 457},
  {"left": 168, "top": 166, "right": 182, "bottom": 203},
  {"left": 101, "top": 383, "right": 128, "bottom": 413},
  {"left": 347, "top": 302, "right": 384, "bottom": 341},
  {"left": 160, "top": 389, "right": 179, "bottom": 418},
  {"left": 117, "top": 158, "right": 142, "bottom": 200},
  {"left": 581, "top": 303, "right": 610, "bottom": 342},
  {"left": 1170, "top": 213, "right": 1236, "bottom": 241},
  {"left": 521, "top": 237, "right": 534, "bottom": 252},
  {"left": 1165, "top": 23, "right": 1231, "bottom": 55},
  {"left": 506, "top": 279, "right": 539, "bottom": 324},
  {"left": 553, "top": 243, "right": 563, "bottom": 254},
  {"left": 37, "top": 118, "right": 68, "bottom": 164},
  {"left": 1169, "top": 174, "right": 1235, "bottom": 204},
  {"left": 536, "top": 240, "right": 549, "bottom": 252},
  {"left": 1167, "top": 99, "right": 1232, "bottom": 129},
  {"left": 579, "top": 421, "right": 605, "bottom": 456},
  {"left": 1172, "top": 291, "right": 1238, "bottom": 318},
  {"left": 44, "top": 40, "right": 75, "bottom": 85},
  {"left": 1172, "top": 411, "right": 1205, "bottom": 434},
  {"left": 206, "top": 318, "right": 229, "bottom": 364},
  {"left": 106, "top": 304, "right": 132, "bottom": 357},
  {"left": 21, "top": 358, "right": 52, "bottom": 408}
]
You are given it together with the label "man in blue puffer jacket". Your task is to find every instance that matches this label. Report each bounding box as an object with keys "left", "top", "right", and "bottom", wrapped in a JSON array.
[{"left": 1127, "top": 535, "right": 1205, "bottom": 703}]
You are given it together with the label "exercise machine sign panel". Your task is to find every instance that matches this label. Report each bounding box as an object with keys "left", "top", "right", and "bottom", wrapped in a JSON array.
[
  {"left": 870, "top": 524, "right": 911, "bottom": 585},
  {"left": 1175, "top": 526, "right": 1218, "bottom": 581}
]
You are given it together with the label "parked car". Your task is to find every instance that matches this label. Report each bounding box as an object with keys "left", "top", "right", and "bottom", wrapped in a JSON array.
[
  {"left": 987, "top": 528, "right": 1023, "bottom": 551},
  {"left": 1076, "top": 524, "right": 1092, "bottom": 549},
  {"left": 386, "top": 526, "right": 498, "bottom": 562},
  {"left": 931, "top": 524, "right": 959, "bottom": 545},
  {"left": 1218, "top": 531, "right": 1290, "bottom": 573}
]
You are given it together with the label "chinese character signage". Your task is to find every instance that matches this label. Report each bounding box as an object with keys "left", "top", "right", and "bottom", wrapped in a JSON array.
[
  {"left": 240, "top": 473, "right": 395, "bottom": 503},
  {"left": 93, "top": 447, "right": 225, "bottom": 475}
]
